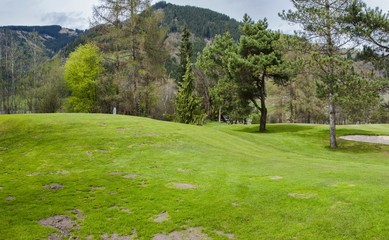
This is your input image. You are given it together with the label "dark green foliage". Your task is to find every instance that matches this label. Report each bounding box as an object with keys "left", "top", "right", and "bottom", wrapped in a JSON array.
[
  {"left": 178, "top": 28, "right": 192, "bottom": 83},
  {"left": 175, "top": 58, "right": 206, "bottom": 125},
  {"left": 153, "top": 1, "right": 241, "bottom": 40},
  {"left": 230, "top": 16, "right": 289, "bottom": 131}
]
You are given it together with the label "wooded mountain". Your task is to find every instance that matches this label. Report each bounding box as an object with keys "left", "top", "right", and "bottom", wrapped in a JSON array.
[
  {"left": 152, "top": 1, "right": 241, "bottom": 40},
  {"left": 0, "top": 25, "right": 82, "bottom": 55}
]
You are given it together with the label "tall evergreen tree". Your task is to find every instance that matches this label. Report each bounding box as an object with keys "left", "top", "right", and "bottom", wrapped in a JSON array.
[
  {"left": 178, "top": 27, "right": 192, "bottom": 83},
  {"left": 175, "top": 57, "right": 205, "bottom": 125}
]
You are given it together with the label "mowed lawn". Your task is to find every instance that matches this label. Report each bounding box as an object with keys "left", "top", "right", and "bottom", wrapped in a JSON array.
[{"left": 0, "top": 114, "right": 388, "bottom": 239}]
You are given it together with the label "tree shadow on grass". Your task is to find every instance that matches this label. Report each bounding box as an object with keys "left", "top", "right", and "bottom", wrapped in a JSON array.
[{"left": 236, "top": 124, "right": 316, "bottom": 134}]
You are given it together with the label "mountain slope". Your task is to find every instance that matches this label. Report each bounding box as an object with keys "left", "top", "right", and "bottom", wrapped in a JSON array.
[
  {"left": 0, "top": 25, "right": 82, "bottom": 55},
  {"left": 153, "top": 1, "right": 241, "bottom": 41}
]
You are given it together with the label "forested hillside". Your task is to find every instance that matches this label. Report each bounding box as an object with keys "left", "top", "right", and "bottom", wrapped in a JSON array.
[
  {"left": 153, "top": 1, "right": 241, "bottom": 40},
  {"left": 0, "top": 25, "right": 82, "bottom": 54}
]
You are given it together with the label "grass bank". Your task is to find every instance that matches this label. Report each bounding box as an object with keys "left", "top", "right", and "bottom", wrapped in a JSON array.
[{"left": 0, "top": 114, "right": 388, "bottom": 239}]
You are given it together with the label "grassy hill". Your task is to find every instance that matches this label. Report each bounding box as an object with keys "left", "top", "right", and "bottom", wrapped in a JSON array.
[{"left": 0, "top": 114, "right": 389, "bottom": 239}]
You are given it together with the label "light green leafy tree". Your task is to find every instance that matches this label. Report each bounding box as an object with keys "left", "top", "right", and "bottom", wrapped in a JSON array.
[{"left": 64, "top": 43, "right": 103, "bottom": 113}]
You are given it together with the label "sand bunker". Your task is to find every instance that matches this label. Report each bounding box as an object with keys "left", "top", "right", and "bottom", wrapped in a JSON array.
[{"left": 340, "top": 135, "right": 389, "bottom": 145}]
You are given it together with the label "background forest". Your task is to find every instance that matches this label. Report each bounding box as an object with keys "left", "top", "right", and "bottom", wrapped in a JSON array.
[{"left": 0, "top": 0, "right": 388, "bottom": 127}]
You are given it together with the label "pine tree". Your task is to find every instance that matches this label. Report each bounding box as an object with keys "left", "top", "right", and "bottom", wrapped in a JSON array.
[
  {"left": 175, "top": 57, "right": 205, "bottom": 125},
  {"left": 178, "top": 27, "right": 192, "bottom": 84}
]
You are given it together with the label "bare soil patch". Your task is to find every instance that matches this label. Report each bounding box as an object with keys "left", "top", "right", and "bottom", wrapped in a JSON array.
[
  {"left": 153, "top": 227, "right": 210, "bottom": 240},
  {"left": 171, "top": 183, "right": 197, "bottom": 189},
  {"left": 45, "top": 183, "right": 63, "bottom": 190},
  {"left": 288, "top": 192, "right": 317, "bottom": 199},
  {"left": 215, "top": 231, "right": 235, "bottom": 239},
  {"left": 6, "top": 196, "right": 15, "bottom": 201},
  {"left": 101, "top": 230, "right": 137, "bottom": 240},
  {"left": 340, "top": 135, "right": 389, "bottom": 145},
  {"left": 270, "top": 176, "right": 283, "bottom": 180},
  {"left": 70, "top": 209, "right": 85, "bottom": 220},
  {"left": 123, "top": 174, "right": 138, "bottom": 179},
  {"left": 153, "top": 212, "right": 169, "bottom": 223},
  {"left": 39, "top": 215, "right": 74, "bottom": 238}
]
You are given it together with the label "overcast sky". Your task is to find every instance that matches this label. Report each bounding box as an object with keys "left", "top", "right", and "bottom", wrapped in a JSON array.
[{"left": 0, "top": 0, "right": 388, "bottom": 32}]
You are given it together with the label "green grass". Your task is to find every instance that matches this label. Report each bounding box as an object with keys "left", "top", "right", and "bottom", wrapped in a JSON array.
[{"left": 0, "top": 114, "right": 388, "bottom": 239}]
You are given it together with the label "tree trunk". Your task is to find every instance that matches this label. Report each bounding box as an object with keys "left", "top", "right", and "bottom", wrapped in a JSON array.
[
  {"left": 329, "top": 97, "right": 337, "bottom": 148},
  {"left": 218, "top": 106, "right": 222, "bottom": 123},
  {"left": 259, "top": 105, "right": 267, "bottom": 132},
  {"left": 259, "top": 75, "right": 267, "bottom": 132}
]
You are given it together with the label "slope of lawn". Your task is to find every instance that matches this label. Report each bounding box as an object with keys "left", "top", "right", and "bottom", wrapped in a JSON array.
[{"left": 0, "top": 114, "right": 388, "bottom": 239}]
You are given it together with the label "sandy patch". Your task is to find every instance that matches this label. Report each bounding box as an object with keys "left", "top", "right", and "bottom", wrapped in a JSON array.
[
  {"left": 171, "top": 183, "right": 197, "bottom": 189},
  {"left": 288, "top": 193, "right": 317, "bottom": 199},
  {"left": 154, "top": 212, "right": 169, "bottom": 223},
  {"left": 153, "top": 227, "right": 210, "bottom": 240},
  {"left": 39, "top": 215, "right": 74, "bottom": 238},
  {"left": 340, "top": 135, "right": 389, "bottom": 145}
]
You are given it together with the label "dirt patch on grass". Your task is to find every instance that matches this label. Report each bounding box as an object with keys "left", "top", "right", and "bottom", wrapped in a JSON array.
[
  {"left": 117, "top": 128, "right": 126, "bottom": 132},
  {"left": 54, "top": 170, "right": 69, "bottom": 175},
  {"left": 215, "top": 231, "right": 235, "bottom": 239},
  {"left": 171, "top": 183, "right": 197, "bottom": 189},
  {"left": 153, "top": 212, "right": 169, "bottom": 223},
  {"left": 123, "top": 174, "right": 138, "bottom": 179},
  {"left": 332, "top": 182, "right": 356, "bottom": 188},
  {"left": 45, "top": 183, "right": 63, "bottom": 190},
  {"left": 6, "top": 196, "right": 15, "bottom": 201},
  {"left": 270, "top": 176, "right": 283, "bottom": 180},
  {"left": 89, "top": 186, "right": 106, "bottom": 191},
  {"left": 331, "top": 201, "right": 352, "bottom": 210},
  {"left": 109, "top": 206, "right": 132, "bottom": 214},
  {"left": 153, "top": 227, "right": 210, "bottom": 240},
  {"left": 110, "top": 171, "right": 124, "bottom": 175},
  {"left": 340, "top": 135, "right": 389, "bottom": 145},
  {"left": 288, "top": 193, "right": 317, "bottom": 199},
  {"left": 39, "top": 215, "right": 75, "bottom": 238},
  {"left": 102, "top": 230, "right": 137, "bottom": 240},
  {"left": 70, "top": 209, "right": 85, "bottom": 220}
]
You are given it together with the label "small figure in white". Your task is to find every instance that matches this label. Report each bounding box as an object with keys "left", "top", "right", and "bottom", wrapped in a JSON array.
[{"left": 113, "top": 107, "right": 117, "bottom": 115}]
